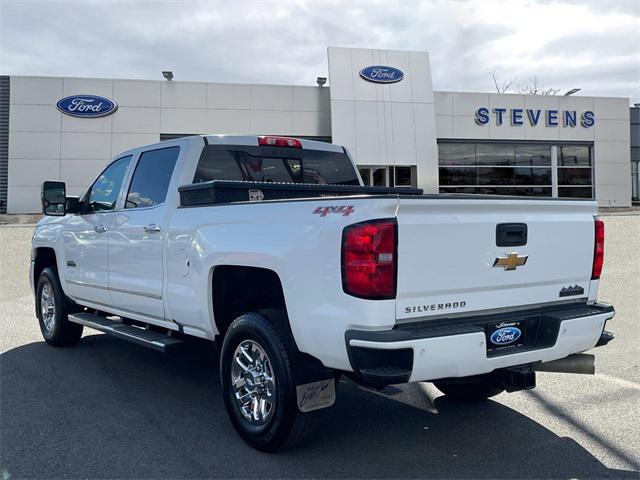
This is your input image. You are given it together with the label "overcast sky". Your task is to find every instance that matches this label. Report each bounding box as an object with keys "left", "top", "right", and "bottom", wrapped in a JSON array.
[{"left": 1, "top": 0, "right": 638, "bottom": 103}]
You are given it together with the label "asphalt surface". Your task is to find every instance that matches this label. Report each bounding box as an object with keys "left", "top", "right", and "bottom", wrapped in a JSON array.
[{"left": 1, "top": 216, "right": 639, "bottom": 479}]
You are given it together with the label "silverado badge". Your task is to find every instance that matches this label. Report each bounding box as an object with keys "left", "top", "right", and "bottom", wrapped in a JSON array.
[{"left": 493, "top": 252, "right": 528, "bottom": 271}]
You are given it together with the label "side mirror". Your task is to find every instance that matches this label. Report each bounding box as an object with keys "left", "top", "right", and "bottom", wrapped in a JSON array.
[{"left": 41, "top": 181, "right": 67, "bottom": 216}]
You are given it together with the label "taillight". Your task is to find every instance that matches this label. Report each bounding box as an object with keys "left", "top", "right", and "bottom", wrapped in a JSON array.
[
  {"left": 592, "top": 218, "right": 604, "bottom": 280},
  {"left": 342, "top": 219, "right": 397, "bottom": 299},
  {"left": 258, "top": 136, "right": 302, "bottom": 148}
]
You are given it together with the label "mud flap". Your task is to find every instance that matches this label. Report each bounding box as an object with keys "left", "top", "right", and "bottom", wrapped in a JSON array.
[{"left": 296, "top": 378, "right": 336, "bottom": 413}]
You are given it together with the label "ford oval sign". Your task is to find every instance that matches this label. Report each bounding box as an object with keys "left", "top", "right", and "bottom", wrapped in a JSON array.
[
  {"left": 359, "top": 66, "right": 404, "bottom": 84},
  {"left": 490, "top": 326, "right": 522, "bottom": 346},
  {"left": 56, "top": 95, "right": 118, "bottom": 118}
]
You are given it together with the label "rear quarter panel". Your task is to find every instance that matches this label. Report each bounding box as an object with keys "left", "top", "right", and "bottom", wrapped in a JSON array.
[{"left": 165, "top": 196, "right": 399, "bottom": 370}]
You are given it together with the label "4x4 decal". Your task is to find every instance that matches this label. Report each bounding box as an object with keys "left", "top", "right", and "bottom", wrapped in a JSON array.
[{"left": 313, "top": 206, "right": 355, "bottom": 217}]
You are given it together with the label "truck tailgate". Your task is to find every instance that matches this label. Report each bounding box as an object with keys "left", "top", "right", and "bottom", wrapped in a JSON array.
[{"left": 395, "top": 198, "right": 597, "bottom": 321}]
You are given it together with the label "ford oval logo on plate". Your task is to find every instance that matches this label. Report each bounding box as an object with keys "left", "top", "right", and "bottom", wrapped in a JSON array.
[
  {"left": 490, "top": 326, "right": 522, "bottom": 346},
  {"left": 56, "top": 95, "right": 118, "bottom": 118},
  {"left": 359, "top": 65, "right": 404, "bottom": 84}
]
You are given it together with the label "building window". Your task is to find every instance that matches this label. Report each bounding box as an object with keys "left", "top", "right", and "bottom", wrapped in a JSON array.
[
  {"left": 439, "top": 143, "right": 475, "bottom": 165},
  {"left": 438, "top": 142, "right": 592, "bottom": 199},
  {"left": 438, "top": 143, "right": 552, "bottom": 196},
  {"left": 373, "top": 167, "right": 387, "bottom": 187},
  {"left": 394, "top": 166, "right": 413, "bottom": 186},
  {"left": 557, "top": 145, "right": 593, "bottom": 198},
  {"left": 632, "top": 161, "right": 639, "bottom": 202},
  {"left": 359, "top": 166, "right": 417, "bottom": 187}
]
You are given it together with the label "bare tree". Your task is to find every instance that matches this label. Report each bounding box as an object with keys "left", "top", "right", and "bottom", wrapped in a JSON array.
[
  {"left": 489, "top": 71, "right": 516, "bottom": 93},
  {"left": 516, "top": 76, "right": 561, "bottom": 96},
  {"left": 489, "top": 72, "right": 560, "bottom": 95}
]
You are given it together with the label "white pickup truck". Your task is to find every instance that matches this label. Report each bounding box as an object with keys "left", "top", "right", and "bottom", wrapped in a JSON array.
[{"left": 32, "top": 135, "right": 615, "bottom": 452}]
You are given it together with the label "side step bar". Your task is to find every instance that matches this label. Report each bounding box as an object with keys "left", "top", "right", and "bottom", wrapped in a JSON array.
[{"left": 68, "top": 313, "right": 183, "bottom": 353}]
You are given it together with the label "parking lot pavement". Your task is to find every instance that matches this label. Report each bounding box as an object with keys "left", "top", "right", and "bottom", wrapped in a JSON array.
[{"left": 1, "top": 217, "right": 639, "bottom": 479}]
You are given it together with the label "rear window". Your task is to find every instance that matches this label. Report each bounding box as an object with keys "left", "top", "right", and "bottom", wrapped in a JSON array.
[
  {"left": 193, "top": 145, "right": 360, "bottom": 186},
  {"left": 126, "top": 146, "right": 179, "bottom": 208}
]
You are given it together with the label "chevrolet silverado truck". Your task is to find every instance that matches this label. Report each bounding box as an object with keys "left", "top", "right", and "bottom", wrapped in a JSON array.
[{"left": 32, "top": 135, "right": 615, "bottom": 452}]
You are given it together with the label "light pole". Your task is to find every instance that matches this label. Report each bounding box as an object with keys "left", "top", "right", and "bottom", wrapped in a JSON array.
[{"left": 564, "top": 88, "right": 581, "bottom": 96}]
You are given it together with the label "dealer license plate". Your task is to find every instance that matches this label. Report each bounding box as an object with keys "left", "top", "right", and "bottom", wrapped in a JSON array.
[{"left": 485, "top": 320, "right": 526, "bottom": 354}]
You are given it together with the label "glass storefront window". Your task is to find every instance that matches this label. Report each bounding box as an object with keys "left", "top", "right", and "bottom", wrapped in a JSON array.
[
  {"left": 516, "top": 145, "right": 551, "bottom": 166},
  {"left": 359, "top": 166, "right": 417, "bottom": 187},
  {"left": 558, "top": 168, "right": 592, "bottom": 185},
  {"left": 557, "top": 145, "right": 592, "bottom": 198},
  {"left": 476, "top": 186, "right": 552, "bottom": 196},
  {"left": 439, "top": 167, "right": 475, "bottom": 186},
  {"left": 373, "top": 168, "right": 387, "bottom": 187},
  {"left": 438, "top": 143, "right": 475, "bottom": 165},
  {"left": 558, "top": 187, "right": 593, "bottom": 198},
  {"left": 475, "top": 167, "right": 552, "bottom": 186},
  {"left": 515, "top": 167, "right": 552, "bottom": 185},
  {"left": 476, "top": 167, "right": 515, "bottom": 185},
  {"left": 559, "top": 146, "right": 591, "bottom": 166},
  {"left": 440, "top": 186, "right": 552, "bottom": 196},
  {"left": 438, "top": 142, "right": 592, "bottom": 199},
  {"left": 394, "top": 166, "right": 413, "bottom": 186},
  {"left": 632, "top": 161, "right": 640, "bottom": 201},
  {"left": 439, "top": 187, "right": 476, "bottom": 194},
  {"left": 476, "top": 144, "right": 515, "bottom": 165}
]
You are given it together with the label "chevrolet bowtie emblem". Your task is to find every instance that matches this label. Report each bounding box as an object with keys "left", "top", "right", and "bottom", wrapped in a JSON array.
[{"left": 493, "top": 252, "right": 528, "bottom": 271}]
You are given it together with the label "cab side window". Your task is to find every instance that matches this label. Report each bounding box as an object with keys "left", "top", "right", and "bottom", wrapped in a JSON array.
[
  {"left": 125, "top": 147, "right": 180, "bottom": 209},
  {"left": 87, "top": 155, "right": 132, "bottom": 212}
]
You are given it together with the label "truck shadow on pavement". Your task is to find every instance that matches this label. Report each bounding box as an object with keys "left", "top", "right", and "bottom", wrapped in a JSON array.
[{"left": 1, "top": 334, "right": 638, "bottom": 479}]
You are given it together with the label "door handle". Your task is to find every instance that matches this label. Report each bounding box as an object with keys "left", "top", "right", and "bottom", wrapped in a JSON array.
[
  {"left": 143, "top": 224, "right": 161, "bottom": 233},
  {"left": 94, "top": 225, "right": 107, "bottom": 233}
]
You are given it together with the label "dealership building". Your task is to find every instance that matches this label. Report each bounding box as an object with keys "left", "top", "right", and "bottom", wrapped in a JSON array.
[{"left": 0, "top": 46, "right": 636, "bottom": 213}]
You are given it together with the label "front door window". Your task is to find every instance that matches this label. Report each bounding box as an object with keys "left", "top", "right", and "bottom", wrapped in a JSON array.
[{"left": 86, "top": 155, "right": 132, "bottom": 212}]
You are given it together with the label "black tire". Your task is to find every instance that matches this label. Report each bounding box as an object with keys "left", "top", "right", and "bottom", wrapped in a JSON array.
[
  {"left": 36, "top": 267, "right": 83, "bottom": 347},
  {"left": 434, "top": 373, "right": 505, "bottom": 401},
  {"left": 220, "top": 311, "right": 315, "bottom": 452}
]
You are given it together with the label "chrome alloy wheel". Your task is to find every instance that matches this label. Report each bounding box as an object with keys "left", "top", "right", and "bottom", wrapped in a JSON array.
[
  {"left": 40, "top": 282, "right": 56, "bottom": 333},
  {"left": 231, "top": 340, "right": 276, "bottom": 425}
]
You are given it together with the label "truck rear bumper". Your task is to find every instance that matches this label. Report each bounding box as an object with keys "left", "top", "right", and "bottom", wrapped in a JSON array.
[{"left": 345, "top": 302, "right": 614, "bottom": 387}]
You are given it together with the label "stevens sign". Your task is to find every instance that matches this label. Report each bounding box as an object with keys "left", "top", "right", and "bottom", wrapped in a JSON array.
[{"left": 475, "top": 107, "right": 595, "bottom": 128}]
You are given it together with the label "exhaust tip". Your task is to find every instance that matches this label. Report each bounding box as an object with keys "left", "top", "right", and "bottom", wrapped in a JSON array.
[
  {"left": 535, "top": 353, "right": 595, "bottom": 375},
  {"left": 596, "top": 330, "right": 615, "bottom": 347}
]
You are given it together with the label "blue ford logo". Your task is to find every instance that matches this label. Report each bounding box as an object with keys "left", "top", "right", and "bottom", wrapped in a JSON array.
[
  {"left": 56, "top": 95, "right": 118, "bottom": 118},
  {"left": 359, "top": 65, "right": 404, "bottom": 84},
  {"left": 490, "top": 327, "right": 522, "bottom": 346}
]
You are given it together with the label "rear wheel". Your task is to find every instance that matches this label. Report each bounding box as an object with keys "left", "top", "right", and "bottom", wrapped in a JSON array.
[
  {"left": 36, "top": 267, "right": 83, "bottom": 347},
  {"left": 434, "top": 373, "right": 505, "bottom": 401},
  {"left": 220, "top": 312, "right": 315, "bottom": 452}
]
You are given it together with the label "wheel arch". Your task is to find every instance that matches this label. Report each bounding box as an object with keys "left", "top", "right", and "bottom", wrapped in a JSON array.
[
  {"left": 33, "top": 247, "right": 59, "bottom": 288},
  {"left": 210, "top": 265, "right": 290, "bottom": 339}
]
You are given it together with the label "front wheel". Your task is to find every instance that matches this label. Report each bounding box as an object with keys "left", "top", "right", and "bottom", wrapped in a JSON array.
[
  {"left": 434, "top": 373, "right": 505, "bottom": 401},
  {"left": 220, "top": 312, "right": 314, "bottom": 452},
  {"left": 36, "top": 267, "right": 83, "bottom": 347}
]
